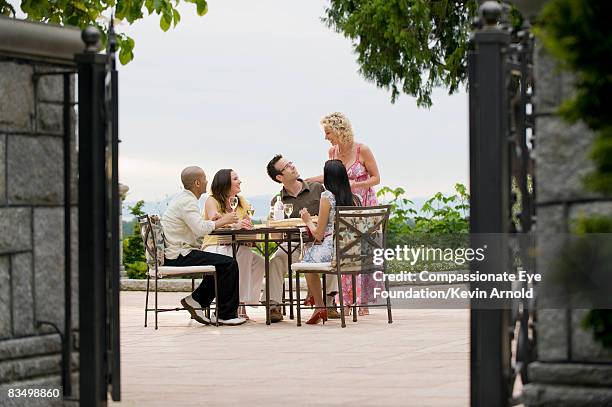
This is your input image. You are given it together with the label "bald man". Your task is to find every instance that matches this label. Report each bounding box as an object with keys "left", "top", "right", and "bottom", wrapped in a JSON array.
[{"left": 162, "top": 166, "right": 245, "bottom": 325}]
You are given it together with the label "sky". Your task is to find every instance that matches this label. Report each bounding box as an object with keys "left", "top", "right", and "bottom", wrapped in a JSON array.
[{"left": 116, "top": 0, "right": 469, "bottom": 205}]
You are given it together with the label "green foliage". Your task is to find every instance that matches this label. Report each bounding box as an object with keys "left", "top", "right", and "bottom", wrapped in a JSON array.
[
  {"left": 536, "top": 0, "right": 612, "bottom": 194},
  {"left": 377, "top": 183, "right": 469, "bottom": 247},
  {"left": 582, "top": 310, "right": 612, "bottom": 350},
  {"left": 323, "top": 0, "right": 479, "bottom": 107},
  {"left": 537, "top": 0, "right": 612, "bottom": 350},
  {"left": 123, "top": 200, "right": 147, "bottom": 278},
  {"left": 3, "top": 0, "right": 208, "bottom": 65},
  {"left": 570, "top": 215, "right": 612, "bottom": 350},
  {"left": 125, "top": 260, "right": 148, "bottom": 279}
]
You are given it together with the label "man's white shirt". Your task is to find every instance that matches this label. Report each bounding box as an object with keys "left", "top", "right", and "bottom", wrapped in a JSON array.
[{"left": 161, "top": 190, "right": 216, "bottom": 260}]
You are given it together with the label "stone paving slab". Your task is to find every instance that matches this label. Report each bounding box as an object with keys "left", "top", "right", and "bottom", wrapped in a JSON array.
[{"left": 111, "top": 292, "right": 469, "bottom": 407}]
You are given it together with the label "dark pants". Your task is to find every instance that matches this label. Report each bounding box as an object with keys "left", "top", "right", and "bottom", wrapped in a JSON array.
[{"left": 165, "top": 250, "right": 239, "bottom": 319}]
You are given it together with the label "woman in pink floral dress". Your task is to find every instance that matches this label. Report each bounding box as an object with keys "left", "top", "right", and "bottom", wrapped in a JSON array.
[{"left": 306, "top": 112, "right": 383, "bottom": 315}]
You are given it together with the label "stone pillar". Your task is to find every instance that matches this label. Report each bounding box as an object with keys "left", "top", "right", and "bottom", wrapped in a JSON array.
[
  {"left": 0, "top": 18, "right": 82, "bottom": 406},
  {"left": 521, "top": 24, "right": 612, "bottom": 407}
]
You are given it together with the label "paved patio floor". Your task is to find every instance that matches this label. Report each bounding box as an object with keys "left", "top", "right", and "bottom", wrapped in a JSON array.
[{"left": 111, "top": 291, "right": 469, "bottom": 407}]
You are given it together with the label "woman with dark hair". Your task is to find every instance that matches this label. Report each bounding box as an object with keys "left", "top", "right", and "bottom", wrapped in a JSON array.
[
  {"left": 202, "top": 169, "right": 264, "bottom": 320},
  {"left": 299, "top": 160, "right": 360, "bottom": 324}
]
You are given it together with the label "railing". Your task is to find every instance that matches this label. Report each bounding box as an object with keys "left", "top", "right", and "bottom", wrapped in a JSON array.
[{"left": 468, "top": 2, "right": 537, "bottom": 406}]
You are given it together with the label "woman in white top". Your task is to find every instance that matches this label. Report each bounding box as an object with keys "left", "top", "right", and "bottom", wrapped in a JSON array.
[{"left": 202, "top": 169, "right": 264, "bottom": 320}]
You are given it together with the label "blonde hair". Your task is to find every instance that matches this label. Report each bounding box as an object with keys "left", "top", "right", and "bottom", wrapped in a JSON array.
[{"left": 320, "top": 112, "right": 354, "bottom": 144}]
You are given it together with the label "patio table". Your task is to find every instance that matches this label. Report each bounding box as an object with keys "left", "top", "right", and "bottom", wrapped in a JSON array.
[{"left": 210, "top": 225, "right": 305, "bottom": 325}]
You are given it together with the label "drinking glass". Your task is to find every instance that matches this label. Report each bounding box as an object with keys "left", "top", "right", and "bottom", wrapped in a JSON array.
[
  {"left": 247, "top": 204, "right": 255, "bottom": 218},
  {"left": 284, "top": 203, "right": 294, "bottom": 218},
  {"left": 230, "top": 197, "right": 239, "bottom": 212}
]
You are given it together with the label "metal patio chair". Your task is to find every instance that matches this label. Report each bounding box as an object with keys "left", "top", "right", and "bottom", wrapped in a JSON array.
[
  {"left": 138, "top": 214, "right": 218, "bottom": 329},
  {"left": 292, "top": 205, "right": 392, "bottom": 327}
]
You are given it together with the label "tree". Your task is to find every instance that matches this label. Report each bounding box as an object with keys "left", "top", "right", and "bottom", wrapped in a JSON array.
[
  {"left": 536, "top": 0, "right": 612, "bottom": 350},
  {"left": 536, "top": 0, "right": 612, "bottom": 195},
  {"left": 323, "top": 0, "right": 479, "bottom": 107},
  {"left": 123, "top": 200, "right": 148, "bottom": 279},
  {"left": 0, "top": 0, "right": 209, "bottom": 64}
]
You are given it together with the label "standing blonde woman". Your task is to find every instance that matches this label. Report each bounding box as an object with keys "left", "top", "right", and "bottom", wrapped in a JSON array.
[
  {"left": 306, "top": 112, "right": 382, "bottom": 315},
  {"left": 202, "top": 169, "right": 265, "bottom": 320}
]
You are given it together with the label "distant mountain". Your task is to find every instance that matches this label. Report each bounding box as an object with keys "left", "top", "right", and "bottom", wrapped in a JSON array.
[{"left": 122, "top": 193, "right": 434, "bottom": 221}]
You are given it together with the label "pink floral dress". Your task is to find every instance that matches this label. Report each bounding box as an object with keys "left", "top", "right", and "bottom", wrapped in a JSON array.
[{"left": 333, "top": 144, "right": 384, "bottom": 305}]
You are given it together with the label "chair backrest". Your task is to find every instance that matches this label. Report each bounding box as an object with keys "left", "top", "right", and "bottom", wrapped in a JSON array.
[
  {"left": 332, "top": 205, "right": 391, "bottom": 273},
  {"left": 137, "top": 214, "right": 165, "bottom": 268}
]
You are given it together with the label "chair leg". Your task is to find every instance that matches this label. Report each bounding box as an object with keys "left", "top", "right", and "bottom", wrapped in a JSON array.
[
  {"left": 155, "top": 277, "right": 159, "bottom": 330},
  {"left": 213, "top": 272, "right": 219, "bottom": 326},
  {"left": 385, "top": 277, "right": 393, "bottom": 324},
  {"left": 191, "top": 277, "right": 195, "bottom": 292},
  {"left": 352, "top": 274, "right": 357, "bottom": 322},
  {"left": 296, "top": 271, "right": 301, "bottom": 327},
  {"left": 144, "top": 275, "right": 150, "bottom": 327},
  {"left": 282, "top": 281, "right": 286, "bottom": 316},
  {"left": 337, "top": 272, "right": 345, "bottom": 328},
  {"left": 322, "top": 274, "right": 327, "bottom": 308}
]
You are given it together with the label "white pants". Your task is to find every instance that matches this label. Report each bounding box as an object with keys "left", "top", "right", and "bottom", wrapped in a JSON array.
[
  {"left": 204, "top": 245, "right": 264, "bottom": 305},
  {"left": 266, "top": 242, "right": 338, "bottom": 304}
]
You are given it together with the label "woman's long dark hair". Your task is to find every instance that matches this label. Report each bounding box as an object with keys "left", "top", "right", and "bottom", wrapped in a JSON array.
[
  {"left": 210, "top": 169, "right": 243, "bottom": 213},
  {"left": 323, "top": 159, "right": 358, "bottom": 206}
]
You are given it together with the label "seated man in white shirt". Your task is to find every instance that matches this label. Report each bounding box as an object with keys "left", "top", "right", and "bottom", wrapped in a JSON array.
[{"left": 162, "top": 166, "right": 245, "bottom": 326}]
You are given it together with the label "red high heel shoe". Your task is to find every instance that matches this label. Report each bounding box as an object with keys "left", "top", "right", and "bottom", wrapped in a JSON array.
[
  {"left": 306, "top": 309, "right": 328, "bottom": 325},
  {"left": 303, "top": 295, "right": 315, "bottom": 307}
]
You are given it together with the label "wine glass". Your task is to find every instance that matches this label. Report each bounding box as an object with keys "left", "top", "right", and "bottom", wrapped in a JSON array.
[
  {"left": 284, "top": 203, "right": 294, "bottom": 219},
  {"left": 246, "top": 204, "right": 255, "bottom": 218},
  {"left": 230, "top": 197, "right": 239, "bottom": 212},
  {"left": 267, "top": 206, "right": 275, "bottom": 227}
]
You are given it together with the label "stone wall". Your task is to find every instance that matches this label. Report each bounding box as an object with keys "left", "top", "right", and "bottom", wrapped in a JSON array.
[
  {"left": 522, "top": 43, "right": 612, "bottom": 407},
  {"left": 0, "top": 56, "right": 78, "bottom": 405}
]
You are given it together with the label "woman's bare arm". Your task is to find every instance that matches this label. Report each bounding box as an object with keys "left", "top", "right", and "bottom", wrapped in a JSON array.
[
  {"left": 303, "top": 197, "right": 330, "bottom": 242},
  {"left": 351, "top": 144, "right": 380, "bottom": 189}
]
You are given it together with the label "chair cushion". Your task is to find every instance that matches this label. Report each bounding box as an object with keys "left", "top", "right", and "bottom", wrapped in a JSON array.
[
  {"left": 150, "top": 265, "right": 216, "bottom": 278},
  {"left": 291, "top": 262, "right": 332, "bottom": 272}
]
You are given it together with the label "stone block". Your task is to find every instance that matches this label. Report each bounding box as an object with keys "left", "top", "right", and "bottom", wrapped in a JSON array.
[
  {"left": 522, "top": 383, "right": 612, "bottom": 407},
  {"left": 7, "top": 135, "right": 63, "bottom": 205},
  {"left": 0, "top": 354, "right": 60, "bottom": 383},
  {"left": 529, "top": 362, "right": 612, "bottom": 387},
  {"left": 0, "top": 256, "right": 11, "bottom": 339},
  {"left": 537, "top": 309, "right": 568, "bottom": 361},
  {"left": 571, "top": 309, "right": 612, "bottom": 362},
  {"left": 569, "top": 202, "right": 612, "bottom": 221},
  {"left": 536, "top": 116, "right": 599, "bottom": 203},
  {"left": 533, "top": 43, "right": 577, "bottom": 113},
  {"left": 37, "top": 103, "right": 63, "bottom": 134},
  {"left": 0, "top": 134, "right": 5, "bottom": 204},
  {"left": 0, "top": 334, "right": 61, "bottom": 361},
  {"left": 0, "top": 62, "right": 34, "bottom": 132},
  {"left": 36, "top": 74, "right": 63, "bottom": 103},
  {"left": 34, "top": 208, "right": 65, "bottom": 334},
  {"left": 11, "top": 253, "right": 34, "bottom": 337},
  {"left": 0, "top": 208, "right": 31, "bottom": 254}
]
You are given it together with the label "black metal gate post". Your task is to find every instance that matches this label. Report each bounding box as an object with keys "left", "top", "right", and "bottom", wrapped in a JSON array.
[
  {"left": 469, "top": 3, "right": 512, "bottom": 407},
  {"left": 76, "top": 27, "right": 111, "bottom": 407}
]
